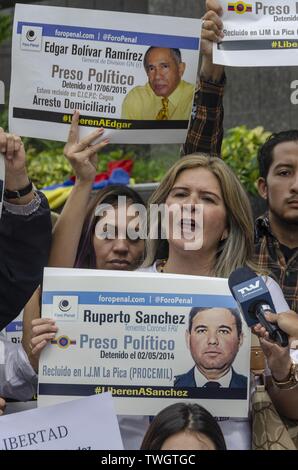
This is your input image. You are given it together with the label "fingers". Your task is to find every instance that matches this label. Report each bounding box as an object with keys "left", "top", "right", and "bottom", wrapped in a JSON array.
[
  {"left": 67, "top": 111, "right": 105, "bottom": 150},
  {"left": 6, "top": 135, "right": 16, "bottom": 160},
  {"left": 28, "top": 319, "right": 57, "bottom": 370},
  {"left": 264, "top": 312, "right": 277, "bottom": 324},
  {"left": 86, "top": 138, "right": 110, "bottom": 156},
  {"left": 206, "top": 0, "right": 223, "bottom": 16},
  {"left": 31, "top": 338, "right": 50, "bottom": 356},
  {"left": 0, "top": 397, "right": 6, "bottom": 416},
  {"left": 204, "top": 9, "right": 223, "bottom": 31},
  {"left": 259, "top": 337, "right": 272, "bottom": 353},
  {"left": 259, "top": 335, "right": 282, "bottom": 352},
  {"left": 202, "top": 10, "right": 224, "bottom": 43},
  {"left": 65, "top": 111, "right": 107, "bottom": 158},
  {"left": 32, "top": 318, "right": 58, "bottom": 338},
  {"left": 252, "top": 323, "right": 267, "bottom": 337},
  {"left": 31, "top": 318, "right": 58, "bottom": 354},
  {"left": 0, "top": 130, "right": 23, "bottom": 160},
  {"left": 202, "top": 22, "right": 224, "bottom": 43},
  {"left": 74, "top": 128, "right": 105, "bottom": 153},
  {"left": 0, "top": 128, "right": 5, "bottom": 155},
  {"left": 31, "top": 317, "right": 56, "bottom": 326},
  {"left": 67, "top": 111, "right": 80, "bottom": 145},
  {"left": 273, "top": 311, "right": 298, "bottom": 337}
]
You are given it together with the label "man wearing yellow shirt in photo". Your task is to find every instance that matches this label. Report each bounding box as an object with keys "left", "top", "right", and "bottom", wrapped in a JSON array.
[{"left": 121, "top": 47, "right": 195, "bottom": 121}]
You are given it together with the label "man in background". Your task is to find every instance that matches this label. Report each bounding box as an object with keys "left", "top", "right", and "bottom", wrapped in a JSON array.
[{"left": 255, "top": 131, "right": 298, "bottom": 313}]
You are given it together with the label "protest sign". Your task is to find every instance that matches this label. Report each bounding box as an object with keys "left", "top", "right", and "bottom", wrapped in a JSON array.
[
  {"left": 213, "top": 0, "right": 298, "bottom": 66},
  {"left": 10, "top": 4, "right": 201, "bottom": 144},
  {"left": 0, "top": 393, "right": 122, "bottom": 450},
  {"left": 38, "top": 268, "right": 250, "bottom": 418},
  {"left": 2, "top": 311, "right": 23, "bottom": 345},
  {"left": 0, "top": 81, "right": 4, "bottom": 105}
]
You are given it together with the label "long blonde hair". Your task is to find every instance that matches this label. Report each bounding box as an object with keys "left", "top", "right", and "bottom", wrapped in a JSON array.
[{"left": 143, "top": 154, "right": 260, "bottom": 277}]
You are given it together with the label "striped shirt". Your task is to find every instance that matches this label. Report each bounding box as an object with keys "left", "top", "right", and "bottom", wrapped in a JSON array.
[
  {"left": 254, "top": 213, "right": 298, "bottom": 312},
  {"left": 182, "top": 77, "right": 225, "bottom": 157}
]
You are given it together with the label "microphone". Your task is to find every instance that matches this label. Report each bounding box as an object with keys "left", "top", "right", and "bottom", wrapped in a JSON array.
[{"left": 228, "top": 266, "right": 288, "bottom": 347}]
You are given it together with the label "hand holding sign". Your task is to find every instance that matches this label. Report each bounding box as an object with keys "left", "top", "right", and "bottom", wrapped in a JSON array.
[
  {"left": 201, "top": 0, "right": 224, "bottom": 58},
  {"left": 0, "top": 397, "right": 5, "bottom": 416},
  {"left": 28, "top": 318, "right": 59, "bottom": 372}
]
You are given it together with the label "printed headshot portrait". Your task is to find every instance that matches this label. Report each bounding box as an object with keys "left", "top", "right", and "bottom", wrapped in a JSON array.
[
  {"left": 121, "top": 46, "right": 195, "bottom": 121},
  {"left": 174, "top": 307, "right": 248, "bottom": 390}
]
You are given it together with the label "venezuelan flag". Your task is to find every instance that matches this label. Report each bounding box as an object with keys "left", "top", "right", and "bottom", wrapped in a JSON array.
[{"left": 228, "top": 1, "right": 252, "bottom": 14}]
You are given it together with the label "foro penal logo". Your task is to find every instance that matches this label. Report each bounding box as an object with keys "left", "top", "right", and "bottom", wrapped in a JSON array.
[
  {"left": 52, "top": 295, "right": 79, "bottom": 321},
  {"left": 20, "top": 25, "right": 43, "bottom": 52},
  {"left": 59, "top": 299, "right": 72, "bottom": 312},
  {"left": 26, "top": 29, "right": 37, "bottom": 42},
  {"left": 51, "top": 335, "right": 76, "bottom": 349},
  {"left": 228, "top": 1, "right": 252, "bottom": 14}
]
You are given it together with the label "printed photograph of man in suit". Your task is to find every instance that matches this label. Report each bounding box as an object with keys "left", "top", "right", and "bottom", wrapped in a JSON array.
[
  {"left": 121, "top": 47, "right": 195, "bottom": 121},
  {"left": 174, "top": 307, "right": 247, "bottom": 389}
]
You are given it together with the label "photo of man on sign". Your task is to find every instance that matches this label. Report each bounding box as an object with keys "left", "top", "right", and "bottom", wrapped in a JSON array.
[
  {"left": 174, "top": 307, "right": 247, "bottom": 390},
  {"left": 121, "top": 46, "right": 195, "bottom": 121}
]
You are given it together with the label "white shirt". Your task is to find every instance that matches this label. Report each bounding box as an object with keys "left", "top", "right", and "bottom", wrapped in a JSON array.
[
  {"left": 0, "top": 337, "right": 37, "bottom": 401},
  {"left": 194, "top": 366, "right": 232, "bottom": 388}
]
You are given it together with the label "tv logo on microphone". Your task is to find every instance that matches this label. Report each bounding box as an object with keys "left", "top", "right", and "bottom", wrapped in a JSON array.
[
  {"left": 238, "top": 280, "right": 260, "bottom": 296},
  {"left": 235, "top": 277, "right": 267, "bottom": 301}
]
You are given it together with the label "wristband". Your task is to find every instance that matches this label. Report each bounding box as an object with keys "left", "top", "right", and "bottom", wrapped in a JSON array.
[{"left": 4, "top": 180, "right": 33, "bottom": 199}]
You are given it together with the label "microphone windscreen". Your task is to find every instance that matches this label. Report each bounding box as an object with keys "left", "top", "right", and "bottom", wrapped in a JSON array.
[{"left": 228, "top": 266, "right": 256, "bottom": 292}]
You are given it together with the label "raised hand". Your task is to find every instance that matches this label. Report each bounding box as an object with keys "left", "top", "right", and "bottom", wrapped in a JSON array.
[
  {"left": 0, "top": 128, "right": 29, "bottom": 191},
  {"left": 64, "top": 111, "right": 109, "bottom": 184},
  {"left": 201, "top": 0, "right": 224, "bottom": 58}
]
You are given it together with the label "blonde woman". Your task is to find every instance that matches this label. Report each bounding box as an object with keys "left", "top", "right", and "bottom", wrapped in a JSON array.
[
  {"left": 135, "top": 154, "right": 293, "bottom": 450},
  {"left": 27, "top": 153, "right": 295, "bottom": 449},
  {"left": 143, "top": 154, "right": 258, "bottom": 278}
]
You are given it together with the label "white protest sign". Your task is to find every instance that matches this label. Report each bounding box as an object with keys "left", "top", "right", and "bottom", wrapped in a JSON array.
[
  {"left": 213, "top": 0, "right": 298, "bottom": 66},
  {"left": 0, "top": 153, "right": 4, "bottom": 219},
  {"left": 0, "top": 81, "right": 4, "bottom": 105},
  {"left": 0, "top": 393, "right": 122, "bottom": 450},
  {"left": 9, "top": 4, "right": 201, "bottom": 144},
  {"left": 38, "top": 268, "right": 251, "bottom": 419},
  {"left": 2, "top": 311, "right": 24, "bottom": 344}
]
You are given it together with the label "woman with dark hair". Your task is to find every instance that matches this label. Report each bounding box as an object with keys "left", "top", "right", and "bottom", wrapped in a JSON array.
[
  {"left": 22, "top": 113, "right": 147, "bottom": 448},
  {"left": 141, "top": 403, "right": 226, "bottom": 450},
  {"left": 49, "top": 111, "right": 145, "bottom": 270},
  {"left": 74, "top": 184, "right": 145, "bottom": 270}
]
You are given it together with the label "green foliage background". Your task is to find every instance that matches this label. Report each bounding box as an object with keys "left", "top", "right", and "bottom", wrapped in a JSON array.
[
  {"left": 222, "top": 125, "right": 271, "bottom": 195},
  {"left": 24, "top": 125, "right": 271, "bottom": 193},
  {"left": 0, "top": 14, "right": 11, "bottom": 43},
  {"left": 0, "top": 104, "right": 270, "bottom": 193}
]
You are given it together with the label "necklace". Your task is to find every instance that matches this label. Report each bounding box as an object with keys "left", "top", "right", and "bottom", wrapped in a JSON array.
[{"left": 159, "top": 259, "right": 167, "bottom": 273}]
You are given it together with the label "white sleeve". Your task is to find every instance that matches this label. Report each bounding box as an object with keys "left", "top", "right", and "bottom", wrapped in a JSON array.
[
  {"left": 264, "top": 276, "right": 290, "bottom": 313},
  {"left": 0, "top": 338, "right": 37, "bottom": 401}
]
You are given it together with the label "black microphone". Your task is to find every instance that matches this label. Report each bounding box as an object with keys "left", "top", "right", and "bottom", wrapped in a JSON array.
[{"left": 228, "top": 266, "right": 288, "bottom": 347}]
